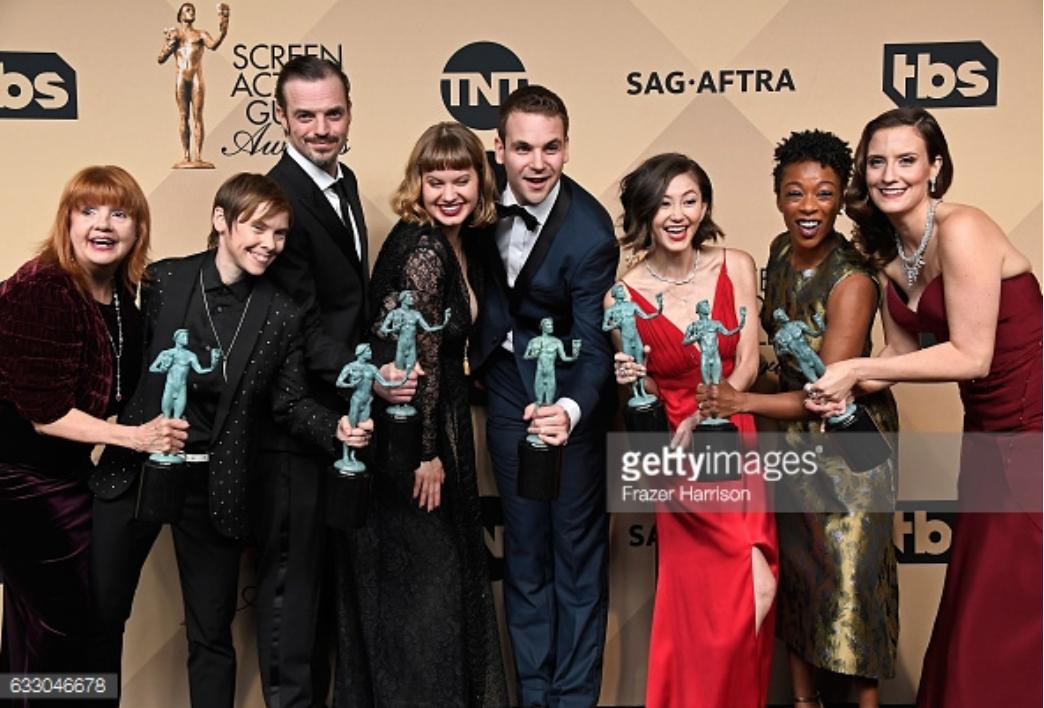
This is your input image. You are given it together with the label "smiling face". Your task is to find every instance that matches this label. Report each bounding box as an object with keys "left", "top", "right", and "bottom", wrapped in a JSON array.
[
  {"left": 865, "top": 125, "right": 941, "bottom": 218},
  {"left": 69, "top": 204, "right": 138, "bottom": 280},
  {"left": 651, "top": 172, "right": 707, "bottom": 255},
  {"left": 213, "top": 202, "right": 289, "bottom": 281},
  {"left": 421, "top": 167, "right": 479, "bottom": 236},
  {"left": 776, "top": 160, "right": 842, "bottom": 261},
  {"left": 495, "top": 111, "right": 568, "bottom": 206},
  {"left": 277, "top": 74, "right": 350, "bottom": 176}
]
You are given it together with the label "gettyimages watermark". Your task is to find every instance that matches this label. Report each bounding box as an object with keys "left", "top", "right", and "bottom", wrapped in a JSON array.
[{"left": 606, "top": 431, "right": 1041, "bottom": 514}]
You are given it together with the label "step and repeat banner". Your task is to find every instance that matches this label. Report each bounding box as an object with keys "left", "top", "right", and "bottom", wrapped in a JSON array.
[{"left": 1, "top": 0, "right": 1040, "bottom": 705}]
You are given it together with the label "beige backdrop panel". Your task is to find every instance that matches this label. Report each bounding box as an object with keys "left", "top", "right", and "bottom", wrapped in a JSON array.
[{"left": 1, "top": 1, "right": 1040, "bottom": 705}]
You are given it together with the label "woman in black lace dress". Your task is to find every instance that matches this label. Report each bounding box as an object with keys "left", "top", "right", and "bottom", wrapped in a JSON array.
[{"left": 334, "top": 122, "right": 507, "bottom": 707}]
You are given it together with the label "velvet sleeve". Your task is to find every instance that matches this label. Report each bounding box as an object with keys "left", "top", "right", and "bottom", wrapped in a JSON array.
[{"left": 0, "top": 269, "right": 89, "bottom": 424}]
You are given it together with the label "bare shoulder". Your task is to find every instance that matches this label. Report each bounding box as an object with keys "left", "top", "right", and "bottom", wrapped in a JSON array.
[
  {"left": 936, "top": 202, "right": 1004, "bottom": 245},
  {"left": 723, "top": 247, "right": 757, "bottom": 272},
  {"left": 718, "top": 247, "right": 757, "bottom": 286}
]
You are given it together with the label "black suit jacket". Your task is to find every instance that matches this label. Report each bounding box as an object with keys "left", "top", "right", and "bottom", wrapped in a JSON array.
[
  {"left": 264, "top": 152, "right": 369, "bottom": 451},
  {"left": 471, "top": 175, "right": 619, "bottom": 425},
  {"left": 90, "top": 252, "right": 341, "bottom": 539}
]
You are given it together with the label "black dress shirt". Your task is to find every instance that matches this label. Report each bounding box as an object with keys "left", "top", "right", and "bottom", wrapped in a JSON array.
[{"left": 183, "top": 254, "right": 255, "bottom": 452}]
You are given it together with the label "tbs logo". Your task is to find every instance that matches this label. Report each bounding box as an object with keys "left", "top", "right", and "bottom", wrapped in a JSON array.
[
  {"left": 0, "top": 52, "right": 78, "bottom": 119},
  {"left": 883, "top": 42, "right": 997, "bottom": 108},
  {"left": 441, "top": 42, "right": 527, "bottom": 131},
  {"left": 893, "top": 506, "right": 954, "bottom": 563}
]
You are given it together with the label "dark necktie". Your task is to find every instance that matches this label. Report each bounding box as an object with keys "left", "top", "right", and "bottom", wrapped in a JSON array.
[
  {"left": 332, "top": 177, "right": 359, "bottom": 260},
  {"left": 496, "top": 202, "right": 539, "bottom": 231}
]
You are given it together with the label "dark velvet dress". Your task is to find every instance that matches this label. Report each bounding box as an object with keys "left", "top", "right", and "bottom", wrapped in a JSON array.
[
  {"left": 762, "top": 233, "right": 900, "bottom": 680},
  {"left": 0, "top": 258, "right": 140, "bottom": 684},
  {"left": 334, "top": 221, "right": 507, "bottom": 707},
  {"left": 887, "top": 272, "right": 1042, "bottom": 707}
]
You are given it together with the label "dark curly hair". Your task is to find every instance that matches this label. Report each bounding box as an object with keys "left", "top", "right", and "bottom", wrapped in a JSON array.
[
  {"left": 845, "top": 107, "right": 952, "bottom": 266},
  {"left": 618, "top": 153, "right": 724, "bottom": 254},
  {"left": 772, "top": 130, "right": 852, "bottom": 194}
]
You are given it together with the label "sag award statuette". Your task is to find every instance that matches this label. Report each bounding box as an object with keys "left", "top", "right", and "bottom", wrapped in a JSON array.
[
  {"left": 770, "top": 308, "right": 891, "bottom": 472},
  {"left": 329, "top": 344, "right": 406, "bottom": 530},
  {"left": 603, "top": 284, "right": 668, "bottom": 433},
  {"left": 682, "top": 300, "right": 746, "bottom": 435},
  {"left": 158, "top": 2, "right": 231, "bottom": 169},
  {"left": 377, "top": 290, "right": 451, "bottom": 472},
  {"left": 518, "top": 318, "right": 582, "bottom": 501},
  {"left": 136, "top": 329, "right": 221, "bottom": 523},
  {"left": 682, "top": 300, "right": 745, "bottom": 481}
]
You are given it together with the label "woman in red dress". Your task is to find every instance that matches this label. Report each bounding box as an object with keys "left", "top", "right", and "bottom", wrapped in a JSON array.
[
  {"left": 608, "top": 153, "right": 778, "bottom": 707},
  {"left": 811, "top": 107, "right": 1042, "bottom": 707}
]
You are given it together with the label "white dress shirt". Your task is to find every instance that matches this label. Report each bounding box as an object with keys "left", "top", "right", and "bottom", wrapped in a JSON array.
[
  {"left": 285, "top": 144, "right": 363, "bottom": 260},
  {"left": 495, "top": 181, "right": 580, "bottom": 430}
]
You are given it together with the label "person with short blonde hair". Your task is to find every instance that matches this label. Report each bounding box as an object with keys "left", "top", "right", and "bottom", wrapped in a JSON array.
[{"left": 335, "top": 121, "right": 507, "bottom": 707}]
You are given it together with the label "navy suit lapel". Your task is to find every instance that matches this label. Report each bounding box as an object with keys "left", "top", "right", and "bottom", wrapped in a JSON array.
[
  {"left": 509, "top": 178, "right": 572, "bottom": 313},
  {"left": 211, "top": 276, "right": 275, "bottom": 440}
]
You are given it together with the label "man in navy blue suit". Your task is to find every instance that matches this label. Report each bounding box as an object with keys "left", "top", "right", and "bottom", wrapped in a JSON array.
[{"left": 470, "top": 85, "right": 619, "bottom": 708}]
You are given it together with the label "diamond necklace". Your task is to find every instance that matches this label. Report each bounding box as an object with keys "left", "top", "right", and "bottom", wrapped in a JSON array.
[
  {"left": 199, "top": 271, "right": 253, "bottom": 382},
  {"left": 102, "top": 286, "right": 124, "bottom": 402},
  {"left": 644, "top": 249, "right": 700, "bottom": 286},
  {"left": 894, "top": 199, "right": 940, "bottom": 287}
]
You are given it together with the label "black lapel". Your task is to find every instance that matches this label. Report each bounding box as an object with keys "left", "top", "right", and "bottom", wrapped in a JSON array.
[
  {"left": 152, "top": 254, "right": 205, "bottom": 360},
  {"left": 509, "top": 177, "right": 573, "bottom": 312},
  {"left": 342, "top": 169, "right": 369, "bottom": 287},
  {"left": 480, "top": 224, "right": 509, "bottom": 298},
  {"left": 210, "top": 276, "right": 275, "bottom": 441},
  {"left": 278, "top": 152, "right": 362, "bottom": 274}
]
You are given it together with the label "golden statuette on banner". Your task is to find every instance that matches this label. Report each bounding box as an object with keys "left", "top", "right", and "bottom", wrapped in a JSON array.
[{"left": 158, "top": 2, "right": 230, "bottom": 169}]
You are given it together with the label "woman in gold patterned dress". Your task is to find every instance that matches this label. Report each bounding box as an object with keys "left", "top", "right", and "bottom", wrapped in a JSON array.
[{"left": 697, "top": 131, "right": 898, "bottom": 708}]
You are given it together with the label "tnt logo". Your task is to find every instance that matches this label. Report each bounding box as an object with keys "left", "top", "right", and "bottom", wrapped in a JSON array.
[
  {"left": 883, "top": 42, "right": 997, "bottom": 108},
  {"left": 441, "top": 42, "right": 527, "bottom": 131},
  {"left": 0, "top": 52, "right": 78, "bottom": 119},
  {"left": 893, "top": 506, "right": 954, "bottom": 563}
]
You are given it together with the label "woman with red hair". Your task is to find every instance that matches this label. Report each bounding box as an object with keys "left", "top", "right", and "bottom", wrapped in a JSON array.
[{"left": 0, "top": 166, "right": 185, "bottom": 680}]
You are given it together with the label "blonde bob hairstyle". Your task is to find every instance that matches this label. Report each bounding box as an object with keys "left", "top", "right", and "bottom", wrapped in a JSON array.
[
  {"left": 391, "top": 122, "right": 497, "bottom": 229},
  {"left": 39, "top": 165, "right": 151, "bottom": 297}
]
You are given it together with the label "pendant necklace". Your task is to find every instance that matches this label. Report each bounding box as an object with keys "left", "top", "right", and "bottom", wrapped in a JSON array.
[
  {"left": 199, "top": 271, "right": 253, "bottom": 382},
  {"left": 645, "top": 249, "right": 700, "bottom": 304},
  {"left": 102, "top": 286, "right": 124, "bottom": 402},
  {"left": 894, "top": 199, "right": 940, "bottom": 287}
]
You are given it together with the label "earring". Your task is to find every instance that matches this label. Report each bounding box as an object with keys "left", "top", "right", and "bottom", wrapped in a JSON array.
[{"left": 929, "top": 176, "right": 936, "bottom": 194}]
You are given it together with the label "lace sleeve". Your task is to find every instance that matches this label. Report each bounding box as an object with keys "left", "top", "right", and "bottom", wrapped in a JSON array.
[{"left": 400, "top": 238, "right": 448, "bottom": 462}]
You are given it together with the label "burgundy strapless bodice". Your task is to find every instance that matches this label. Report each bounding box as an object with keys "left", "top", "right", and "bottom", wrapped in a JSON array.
[{"left": 887, "top": 272, "right": 1043, "bottom": 432}]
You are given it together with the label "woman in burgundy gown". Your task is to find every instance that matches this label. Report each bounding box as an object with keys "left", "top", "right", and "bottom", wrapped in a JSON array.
[
  {"left": 811, "top": 107, "right": 1042, "bottom": 707},
  {"left": 609, "top": 153, "right": 777, "bottom": 707}
]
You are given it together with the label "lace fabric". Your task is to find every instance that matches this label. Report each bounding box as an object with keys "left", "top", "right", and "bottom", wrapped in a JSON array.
[{"left": 335, "top": 219, "right": 507, "bottom": 707}]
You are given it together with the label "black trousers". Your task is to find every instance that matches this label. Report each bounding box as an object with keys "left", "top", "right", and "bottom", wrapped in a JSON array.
[
  {"left": 252, "top": 451, "right": 333, "bottom": 708},
  {"left": 88, "top": 468, "right": 242, "bottom": 708}
]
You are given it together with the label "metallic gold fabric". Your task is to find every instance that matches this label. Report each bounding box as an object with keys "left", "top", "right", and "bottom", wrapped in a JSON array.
[{"left": 762, "top": 232, "right": 900, "bottom": 679}]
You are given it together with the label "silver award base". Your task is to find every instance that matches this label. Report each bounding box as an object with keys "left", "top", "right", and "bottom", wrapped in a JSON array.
[
  {"left": 825, "top": 404, "right": 892, "bottom": 472},
  {"left": 517, "top": 435, "right": 562, "bottom": 501},
  {"left": 135, "top": 458, "right": 187, "bottom": 524}
]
